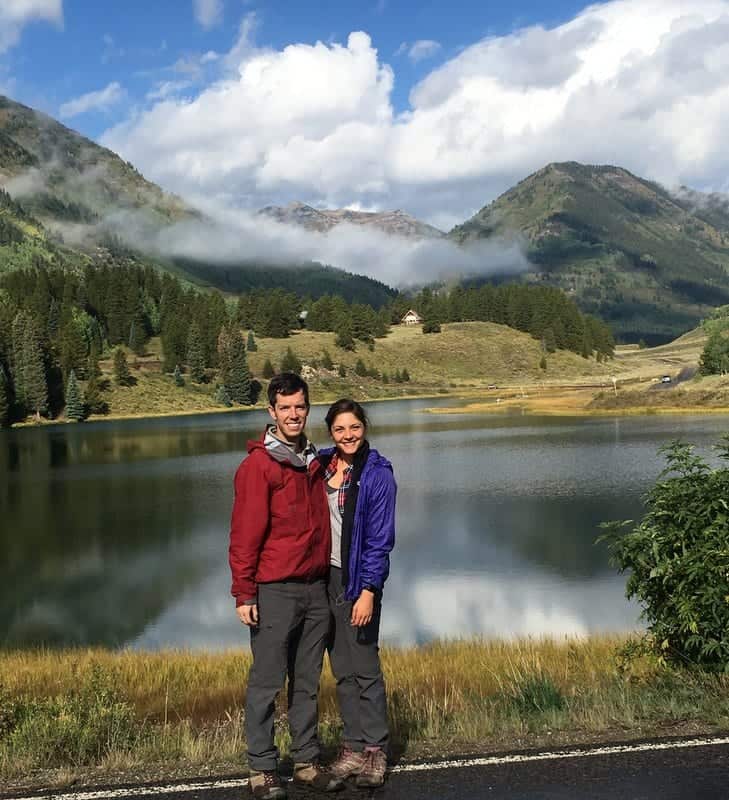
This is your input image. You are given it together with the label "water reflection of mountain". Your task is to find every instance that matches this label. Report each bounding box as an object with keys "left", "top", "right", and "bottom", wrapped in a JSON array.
[
  {"left": 1, "top": 424, "right": 246, "bottom": 647},
  {"left": 2, "top": 405, "right": 727, "bottom": 650}
]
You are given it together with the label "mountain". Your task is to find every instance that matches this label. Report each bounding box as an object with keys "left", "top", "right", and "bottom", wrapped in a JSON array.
[
  {"left": 450, "top": 162, "right": 729, "bottom": 343},
  {"left": 0, "top": 95, "right": 194, "bottom": 233},
  {"left": 0, "top": 95, "right": 395, "bottom": 305},
  {"left": 259, "top": 200, "right": 444, "bottom": 239}
]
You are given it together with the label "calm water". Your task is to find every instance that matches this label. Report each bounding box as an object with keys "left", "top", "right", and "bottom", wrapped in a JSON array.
[{"left": 1, "top": 401, "right": 727, "bottom": 650}]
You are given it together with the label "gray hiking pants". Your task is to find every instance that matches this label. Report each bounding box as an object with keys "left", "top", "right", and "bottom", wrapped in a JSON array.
[
  {"left": 245, "top": 579, "right": 330, "bottom": 771},
  {"left": 327, "top": 567, "right": 389, "bottom": 751}
]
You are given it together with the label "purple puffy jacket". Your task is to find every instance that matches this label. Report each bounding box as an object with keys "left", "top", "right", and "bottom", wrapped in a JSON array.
[{"left": 320, "top": 446, "right": 397, "bottom": 600}]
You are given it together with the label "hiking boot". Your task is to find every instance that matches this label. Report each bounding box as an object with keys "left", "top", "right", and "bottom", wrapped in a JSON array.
[
  {"left": 329, "top": 746, "right": 368, "bottom": 779},
  {"left": 292, "top": 761, "right": 344, "bottom": 792},
  {"left": 249, "top": 769, "right": 287, "bottom": 799},
  {"left": 355, "top": 748, "right": 387, "bottom": 788}
]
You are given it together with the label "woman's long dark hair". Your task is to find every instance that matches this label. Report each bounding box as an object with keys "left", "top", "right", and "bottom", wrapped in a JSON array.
[{"left": 325, "top": 398, "right": 369, "bottom": 432}]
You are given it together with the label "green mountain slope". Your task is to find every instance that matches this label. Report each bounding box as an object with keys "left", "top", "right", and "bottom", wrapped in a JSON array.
[
  {"left": 0, "top": 95, "right": 395, "bottom": 305},
  {"left": 450, "top": 162, "right": 729, "bottom": 343},
  {"left": 0, "top": 95, "right": 192, "bottom": 228}
]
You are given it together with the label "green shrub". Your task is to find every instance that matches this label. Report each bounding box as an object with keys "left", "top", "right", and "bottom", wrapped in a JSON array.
[
  {"left": 601, "top": 438, "right": 729, "bottom": 670},
  {"left": 2, "top": 665, "right": 138, "bottom": 767},
  {"left": 505, "top": 673, "right": 565, "bottom": 715}
]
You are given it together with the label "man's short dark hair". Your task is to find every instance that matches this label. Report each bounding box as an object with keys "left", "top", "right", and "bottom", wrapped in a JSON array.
[{"left": 267, "top": 372, "right": 310, "bottom": 408}]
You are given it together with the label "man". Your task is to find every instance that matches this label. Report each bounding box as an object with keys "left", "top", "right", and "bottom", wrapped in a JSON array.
[{"left": 229, "top": 372, "right": 342, "bottom": 800}]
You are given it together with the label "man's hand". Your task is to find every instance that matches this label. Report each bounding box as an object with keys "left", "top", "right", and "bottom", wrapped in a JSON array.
[
  {"left": 351, "top": 590, "right": 374, "bottom": 627},
  {"left": 237, "top": 603, "right": 259, "bottom": 626}
]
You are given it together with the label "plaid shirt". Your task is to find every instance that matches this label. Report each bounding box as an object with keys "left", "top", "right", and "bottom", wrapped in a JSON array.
[{"left": 324, "top": 454, "right": 354, "bottom": 515}]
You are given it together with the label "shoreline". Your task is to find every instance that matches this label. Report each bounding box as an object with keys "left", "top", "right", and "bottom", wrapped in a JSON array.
[
  {"left": 7, "top": 389, "right": 463, "bottom": 429},
  {"left": 9, "top": 385, "right": 729, "bottom": 429}
]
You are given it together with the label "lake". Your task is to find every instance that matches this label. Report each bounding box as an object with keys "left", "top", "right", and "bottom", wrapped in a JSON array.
[{"left": 1, "top": 400, "right": 727, "bottom": 650}]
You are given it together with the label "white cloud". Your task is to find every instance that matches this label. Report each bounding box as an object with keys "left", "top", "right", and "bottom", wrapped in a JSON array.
[
  {"left": 407, "top": 39, "right": 441, "bottom": 63},
  {"left": 0, "top": 0, "right": 63, "bottom": 53},
  {"left": 103, "top": 0, "right": 729, "bottom": 232},
  {"left": 59, "top": 81, "right": 125, "bottom": 119},
  {"left": 137, "top": 205, "right": 529, "bottom": 287},
  {"left": 146, "top": 80, "right": 194, "bottom": 102},
  {"left": 193, "top": 0, "right": 223, "bottom": 29}
]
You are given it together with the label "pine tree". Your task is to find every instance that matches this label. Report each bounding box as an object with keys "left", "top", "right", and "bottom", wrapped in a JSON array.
[
  {"left": 393, "top": 368, "right": 402, "bottom": 383},
  {"left": 216, "top": 327, "right": 232, "bottom": 385},
  {"left": 22, "top": 317, "right": 48, "bottom": 420},
  {"left": 60, "top": 319, "right": 88, "bottom": 380},
  {"left": 422, "top": 313, "right": 441, "bottom": 334},
  {"left": 65, "top": 369, "right": 84, "bottom": 422},
  {"left": 335, "top": 317, "right": 356, "bottom": 351},
  {"left": 174, "top": 364, "right": 185, "bottom": 386},
  {"left": 280, "top": 347, "right": 302, "bottom": 375},
  {"left": 187, "top": 322, "right": 206, "bottom": 383},
  {"left": 335, "top": 328, "right": 355, "bottom": 351},
  {"left": 0, "top": 365, "right": 9, "bottom": 427},
  {"left": 216, "top": 384, "right": 233, "bottom": 407},
  {"left": 354, "top": 358, "right": 367, "bottom": 377},
  {"left": 539, "top": 355, "right": 547, "bottom": 371},
  {"left": 113, "top": 347, "right": 133, "bottom": 386},
  {"left": 321, "top": 349, "right": 334, "bottom": 370},
  {"left": 338, "top": 363, "right": 347, "bottom": 377},
  {"left": 84, "top": 373, "right": 108, "bottom": 416},
  {"left": 401, "top": 367, "right": 410, "bottom": 382},
  {"left": 228, "top": 330, "right": 252, "bottom": 404},
  {"left": 246, "top": 331, "right": 258, "bottom": 352},
  {"left": 262, "top": 358, "right": 275, "bottom": 379}
]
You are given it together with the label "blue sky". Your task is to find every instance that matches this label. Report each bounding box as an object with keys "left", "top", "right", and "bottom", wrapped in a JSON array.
[{"left": 6, "top": 0, "right": 599, "bottom": 140}]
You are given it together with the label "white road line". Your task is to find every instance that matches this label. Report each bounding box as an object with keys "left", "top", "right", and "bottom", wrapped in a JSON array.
[{"left": 6, "top": 736, "right": 729, "bottom": 800}]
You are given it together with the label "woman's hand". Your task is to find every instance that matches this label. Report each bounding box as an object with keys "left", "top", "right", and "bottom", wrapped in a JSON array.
[{"left": 351, "top": 589, "right": 375, "bottom": 627}]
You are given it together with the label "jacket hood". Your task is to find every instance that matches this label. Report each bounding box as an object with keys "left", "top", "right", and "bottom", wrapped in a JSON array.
[{"left": 248, "top": 425, "right": 318, "bottom": 469}]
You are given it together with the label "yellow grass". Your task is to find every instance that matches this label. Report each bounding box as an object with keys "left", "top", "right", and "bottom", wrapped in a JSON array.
[{"left": 4, "top": 635, "right": 729, "bottom": 787}]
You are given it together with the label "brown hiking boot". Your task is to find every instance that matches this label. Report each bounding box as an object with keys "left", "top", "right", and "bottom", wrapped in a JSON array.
[
  {"left": 355, "top": 748, "right": 387, "bottom": 788},
  {"left": 249, "top": 769, "right": 287, "bottom": 799},
  {"left": 329, "top": 746, "right": 368, "bottom": 779},
  {"left": 292, "top": 761, "right": 344, "bottom": 792}
]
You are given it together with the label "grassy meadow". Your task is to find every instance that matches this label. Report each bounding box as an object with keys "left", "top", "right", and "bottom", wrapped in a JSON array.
[
  {"left": 77, "top": 321, "right": 621, "bottom": 423},
  {"left": 3, "top": 636, "right": 729, "bottom": 787}
]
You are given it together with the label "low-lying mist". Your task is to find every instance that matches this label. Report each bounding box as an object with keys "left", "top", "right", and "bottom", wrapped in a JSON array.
[{"left": 145, "top": 208, "right": 530, "bottom": 288}]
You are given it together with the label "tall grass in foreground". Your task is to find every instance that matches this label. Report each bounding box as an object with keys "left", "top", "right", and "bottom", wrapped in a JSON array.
[{"left": 3, "top": 636, "right": 729, "bottom": 780}]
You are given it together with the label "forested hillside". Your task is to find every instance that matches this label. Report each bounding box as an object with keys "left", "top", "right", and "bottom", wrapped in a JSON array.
[
  {"left": 0, "top": 258, "right": 612, "bottom": 426},
  {"left": 450, "top": 162, "right": 729, "bottom": 343}
]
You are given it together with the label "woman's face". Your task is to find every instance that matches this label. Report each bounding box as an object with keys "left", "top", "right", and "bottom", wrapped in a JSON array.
[{"left": 330, "top": 412, "right": 366, "bottom": 458}]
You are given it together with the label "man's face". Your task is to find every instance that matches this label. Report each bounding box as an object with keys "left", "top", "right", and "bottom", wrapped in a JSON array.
[{"left": 268, "top": 390, "right": 309, "bottom": 444}]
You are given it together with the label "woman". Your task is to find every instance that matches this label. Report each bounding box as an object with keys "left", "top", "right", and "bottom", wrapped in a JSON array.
[{"left": 320, "top": 398, "right": 396, "bottom": 788}]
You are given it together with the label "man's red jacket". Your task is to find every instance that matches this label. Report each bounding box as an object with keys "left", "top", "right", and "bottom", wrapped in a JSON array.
[{"left": 228, "top": 436, "right": 331, "bottom": 606}]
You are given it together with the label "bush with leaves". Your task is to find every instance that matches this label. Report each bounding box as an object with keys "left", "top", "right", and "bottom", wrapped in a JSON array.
[
  {"left": 600, "top": 438, "right": 729, "bottom": 671},
  {"left": 2, "top": 664, "right": 137, "bottom": 768}
]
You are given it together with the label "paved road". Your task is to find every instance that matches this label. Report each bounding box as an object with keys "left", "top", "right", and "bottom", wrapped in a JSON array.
[{"left": 4, "top": 737, "right": 729, "bottom": 800}]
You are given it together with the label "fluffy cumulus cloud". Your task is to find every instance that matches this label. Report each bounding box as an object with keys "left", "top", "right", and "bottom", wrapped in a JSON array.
[
  {"left": 104, "top": 0, "right": 729, "bottom": 235},
  {"left": 0, "top": 0, "right": 62, "bottom": 53},
  {"left": 193, "top": 0, "right": 223, "bottom": 30},
  {"left": 59, "top": 81, "right": 125, "bottom": 119}
]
